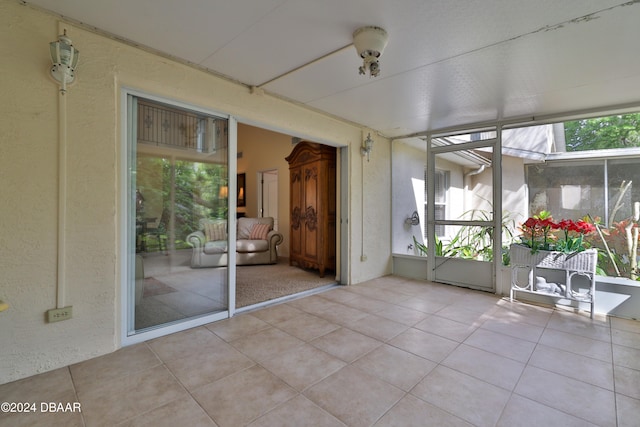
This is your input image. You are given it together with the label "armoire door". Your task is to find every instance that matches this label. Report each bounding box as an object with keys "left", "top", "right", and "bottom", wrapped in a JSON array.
[
  {"left": 303, "top": 164, "right": 319, "bottom": 263},
  {"left": 289, "top": 166, "right": 303, "bottom": 265}
]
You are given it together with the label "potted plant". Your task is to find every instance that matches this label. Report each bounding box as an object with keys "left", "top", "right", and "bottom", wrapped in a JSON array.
[{"left": 510, "top": 211, "right": 599, "bottom": 317}]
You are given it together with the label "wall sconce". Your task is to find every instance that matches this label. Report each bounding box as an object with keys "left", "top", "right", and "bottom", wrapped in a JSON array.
[
  {"left": 405, "top": 211, "right": 420, "bottom": 226},
  {"left": 219, "top": 186, "right": 228, "bottom": 198},
  {"left": 49, "top": 29, "right": 79, "bottom": 94},
  {"left": 361, "top": 133, "right": 374, "bottom": 162}
]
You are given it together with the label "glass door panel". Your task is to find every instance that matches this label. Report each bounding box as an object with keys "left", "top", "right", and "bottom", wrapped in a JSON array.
[
  {"left": 428, "top": 130, "right": 497, "bottom": 291},
  {"left": 128, "top": 96, "right": 229, "bottom": 333}
]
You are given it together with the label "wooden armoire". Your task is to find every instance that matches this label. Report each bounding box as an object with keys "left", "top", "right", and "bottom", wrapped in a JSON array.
[{"left": 285, "top": 141, "right": 336, "bottom": 277}]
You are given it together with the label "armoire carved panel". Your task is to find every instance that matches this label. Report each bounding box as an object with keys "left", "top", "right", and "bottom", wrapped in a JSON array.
[{"left": 285, "top": 141, "right": 336, "bottom": 277}]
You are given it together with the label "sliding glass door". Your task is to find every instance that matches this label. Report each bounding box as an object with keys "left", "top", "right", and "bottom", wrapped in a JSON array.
[{"left": 125, "top": 94, "right": 232, "bottom": 336}]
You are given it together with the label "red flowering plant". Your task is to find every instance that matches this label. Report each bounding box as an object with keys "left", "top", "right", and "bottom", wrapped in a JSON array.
[
  {"left": 519, "top": 210, "right": 556, "bottom": 252},
  {"left": 518, "top": 210, "right": 595, "bottom": 254}
]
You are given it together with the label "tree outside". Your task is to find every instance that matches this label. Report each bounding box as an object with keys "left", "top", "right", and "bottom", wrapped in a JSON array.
[{"left": 564, "top": 113, "right": 640, "bottom": 151}]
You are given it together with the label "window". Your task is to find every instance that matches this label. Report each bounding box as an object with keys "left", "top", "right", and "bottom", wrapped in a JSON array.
[{"left": 434, "top": 170, "right": 449, "bottom": 237}]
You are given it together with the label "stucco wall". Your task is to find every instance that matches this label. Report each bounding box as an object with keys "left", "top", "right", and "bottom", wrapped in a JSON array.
[
  {"left": 0, "top": 0, "right": 391, "bottom": 384},
  {"left": 391, "top": 141, "right": 426, "bottom": 254}
]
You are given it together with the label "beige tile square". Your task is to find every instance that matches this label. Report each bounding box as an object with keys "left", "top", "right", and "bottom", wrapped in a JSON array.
[
  {"left": 70, "top": 344, "right": 160, "bottom": 393},
  {"left": 116, "top": 395, "right": 217, "bottom": 426},
  {"left": 614, "top": 365, "right": 640, "bottom": 400},
  {"left": 193, "top": 365, "right": 296, "bottom": 427},
  {"left": 464, "top": 328, "right": 536, "bottom": 362},
  {"left": 480, "top": 317, "right": 544, "bottom": 343},
  {"left": 311, "top": 327, "right": 381, "bottom": 363},
  {"left": 382, "top": 280, "right": 434, "bottom": 296},
  {"left": 414, "top": 314, "right": 477, "bottom": 342},
  {"left": 78, "top": 365, "right": 188, "bottom": 427},
  {"left": 352, "top": 344, "right": 436, "bottom": 391},
  {"left": 497, "top": 394, "right": 599, "bottom": 427},
  {"left": 494, "top": 300, "right": 553, "bottom": 327},
  {"left": 366, "top": 276, "right": 413, "bottom": 289},
  {"left": 148, "top": 326, "right": 225, "bottom": 362},
  {"left": 374, "top": 394, "right": 472, "bottom": 427},
  {"left": 205, "top": 314, "right": 270, "bottom": 342},
  {"left": 0, "top": 367, "right": 74, "bottom": 403},
  {"left": 346, "top": 285, "right": 411, "bottom": 304},
  {"left": 315, "top": 303, "right": 369, "bottom": 326},
  {"left": 393, "top": 296, "right": 451, "bottom": 314},
  {"left": 165, "top": 341, "right": 254, "bottom": 391},
  {"left": 454, "top": 292, "right": 501, "bottom": 312},
  {"left": 347, "top": 314, "right": 408, "bottom": 341},
  {"left": 539, "top": 328, "right": 612, "bottom": 362},
  {"left": 304, "top": 365, "right": 404, "bottom": 427},
  {"left": 612, "top": 328, "right": 640, "bottom": 350},
  {"left": 514, "top": 366, "right": 616, "bottom": 427},
  {"left": 441, "top": 344, "right": 525, "bottom": 391},
  {"left": 287, "top": 295, "right": 344, "bottom": 316},
  {"left": 317, "top": 287, "right": 360, "bottom": 305},
  {"left": 616, "top": 393, "right": 640, "bottom": 427},
  {"left": 375, "top": 304, "right": 430, "bottom": 326},
  {"left": 230, "top": 327, "right": 304, "bottom": 362},
  {"left": 411, "top": 365, "right": 511, "bottom": 427},
  {"left": 251, "top": 303, "right": 304, "bottom": 324},
  {"left": 248, "top": 395, "right": 345, "bottom": 427},
  {"left": 341, "top": 294, "right": 397, "bottom": 313},
  {"left": 273, "top": 312, "right": 340, "bottom": 341},
  {"left": 611, "top": 317, "right": 640, "bottom": 334},
  {"left": 260, "top": 344, "right": 346, "bottom": 391},
  {"left": 547, "top": 310, "right": 611, "bottom": 342},
  {"left": 529, "top": 344, "right": 614, "bottom": 390},
  {"left": 614, "top": 343, "right": 640, "bottom": 370},
  {"left": 389, "top": 328, "right": 458, "bottom": 363},
  {"left": 433, "top": 304, "right": 494, "bottom": 326}
]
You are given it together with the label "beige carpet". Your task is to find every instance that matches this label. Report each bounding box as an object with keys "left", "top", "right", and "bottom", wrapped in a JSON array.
[{"left": 236, "top": 259, "right": 337, "bottom": 307}]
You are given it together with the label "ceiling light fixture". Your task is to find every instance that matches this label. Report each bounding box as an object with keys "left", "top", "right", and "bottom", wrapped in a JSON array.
[{"left": 353, "top": 26, "right": 388, "bottom": 78}]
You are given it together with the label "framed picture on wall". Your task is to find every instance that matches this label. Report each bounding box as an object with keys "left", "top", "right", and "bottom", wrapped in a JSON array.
[{"left": 237, "top": 173, "right": 246, "bottom": 207}]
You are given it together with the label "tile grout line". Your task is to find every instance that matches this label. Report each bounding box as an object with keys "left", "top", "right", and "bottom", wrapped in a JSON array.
[{"left": 66, "top": 365, "right": 87, "bottom": 427}]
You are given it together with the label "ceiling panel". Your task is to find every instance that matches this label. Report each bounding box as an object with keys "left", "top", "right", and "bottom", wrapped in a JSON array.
[{"left": 26, "top": 0, "right": 640, "bottom": 136}]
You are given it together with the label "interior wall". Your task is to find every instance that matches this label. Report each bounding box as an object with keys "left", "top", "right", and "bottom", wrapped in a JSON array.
[
  {"left": 0, "top": 0, "right": 392, "bottom": 385},
  {"left": 237, "top": 124, "right": 293, "bottom": 258}
]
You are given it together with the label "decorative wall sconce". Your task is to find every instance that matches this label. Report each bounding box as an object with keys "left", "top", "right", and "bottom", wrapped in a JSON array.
[
  {"left": 49, "top": 29, "right": 79, "bottom": 94},
  {"left": 405, "top": 211, "right": 420, "bottom": 226},
  {"left": 361, "top": 133, "right": 374, "bottom": 162}
]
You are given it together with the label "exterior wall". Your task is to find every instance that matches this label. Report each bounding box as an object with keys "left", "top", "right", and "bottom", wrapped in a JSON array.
[
  {"left": 391, "top": 141, "right": 426, "bottom": 254},
  {"left": 0, "top": 1, "right": 391, "bottom": 384},
  {"left": 501, "top": 155, "right": 528, "bottom": 228}
]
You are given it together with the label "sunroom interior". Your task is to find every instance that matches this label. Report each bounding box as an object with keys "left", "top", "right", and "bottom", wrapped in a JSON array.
[
  {"left": 3, "top": 0, "right": 640, "bottom": 408},
  {"left": 391, "top": 117, "right": 640, "bottom": 320}
]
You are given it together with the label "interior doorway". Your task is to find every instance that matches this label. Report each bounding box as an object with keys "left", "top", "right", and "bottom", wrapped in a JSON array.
[{"left": 259, "top": 169, "right": 278, "bottom": 230}]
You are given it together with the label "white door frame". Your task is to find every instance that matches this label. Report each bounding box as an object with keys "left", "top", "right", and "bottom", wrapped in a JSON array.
[
  {"left": 120, "top": 88, "right": 236, "bottom": 346},
  {"left": 426, "top": 127, "right": 502, "bottom": 292}
]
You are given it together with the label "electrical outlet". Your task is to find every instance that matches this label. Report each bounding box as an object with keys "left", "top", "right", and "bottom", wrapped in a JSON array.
[
  {"left": 47, "top": 306, "right": 73, "bottom": 323},
  {"left": 360, "top": 255, "right": 367, "bottom": 262}
]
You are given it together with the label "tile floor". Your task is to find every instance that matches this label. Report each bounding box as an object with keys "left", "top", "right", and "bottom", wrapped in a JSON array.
[{"left": 2, "top": 276, "right": 640, "bottom": 427}]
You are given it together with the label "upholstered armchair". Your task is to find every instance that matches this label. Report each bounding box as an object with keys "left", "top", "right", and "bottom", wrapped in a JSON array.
[{"left": 187, "top": 217, "right": 283, "bottom": 268}]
